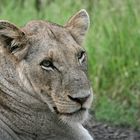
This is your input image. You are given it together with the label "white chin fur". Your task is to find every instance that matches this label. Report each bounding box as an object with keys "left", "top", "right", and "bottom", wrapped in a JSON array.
[{"left": 59, "top": 110, "right": 89, "bottom": 124}]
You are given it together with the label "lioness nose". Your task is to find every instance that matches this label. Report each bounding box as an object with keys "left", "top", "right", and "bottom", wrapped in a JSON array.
[{"left": 68, "top": 95, "right": 90, "bottom": 105}]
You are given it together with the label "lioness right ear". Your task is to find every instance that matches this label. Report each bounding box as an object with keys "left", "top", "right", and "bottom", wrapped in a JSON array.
[
  {"left": 0, "top": 20, "right": 25, "bottom": 53},
  {"left": 65, "top": 9, "right": 90, "bottom": 45}
]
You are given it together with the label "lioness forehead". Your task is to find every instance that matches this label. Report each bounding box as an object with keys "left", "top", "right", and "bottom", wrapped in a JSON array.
[
  {"left": 24, "top": 20, "right": 81, "bottom": 48},
  {"left": 24, "top": 21, "right": 73, "bottom": 42},
  {"left": 23, "top": 21, "right": 82, "bottom": 63}
]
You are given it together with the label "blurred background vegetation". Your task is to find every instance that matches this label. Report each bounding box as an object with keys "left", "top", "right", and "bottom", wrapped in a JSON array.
[{"left": 0, "top": 0, "right": 139, "bottom": 129}]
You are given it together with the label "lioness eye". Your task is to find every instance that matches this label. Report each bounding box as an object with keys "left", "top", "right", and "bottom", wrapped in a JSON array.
[
  {"left": 40, "top": 60, "right": 54, "bottom": 71},
  {"left": 78, "top": 51, "right": 86, "bottom": 64}
]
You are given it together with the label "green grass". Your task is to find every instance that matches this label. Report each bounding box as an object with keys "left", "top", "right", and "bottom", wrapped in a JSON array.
[
  {"left": 0, "top": 0, "right": 140, "bottom": 129},
  {"left": 87, "top": 0, "right": 140, "bottom": 129}
]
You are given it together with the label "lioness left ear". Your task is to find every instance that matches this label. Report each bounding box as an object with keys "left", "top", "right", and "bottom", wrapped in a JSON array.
[
  {"left": 65, "top": 9, "right": 90, "bottom": 45},
  {"left": 0, "top": 20, "right": 25, "bottom": 53}
]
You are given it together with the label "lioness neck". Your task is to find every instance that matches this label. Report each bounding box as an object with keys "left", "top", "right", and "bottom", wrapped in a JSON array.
[{"left": 0, "top": 94, "right": 92, "bottom": 140}]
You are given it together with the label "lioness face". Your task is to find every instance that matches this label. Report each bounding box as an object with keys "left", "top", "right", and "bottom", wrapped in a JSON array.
[{"left": 0, "top": 10, "right": 93, "bottom": 123}]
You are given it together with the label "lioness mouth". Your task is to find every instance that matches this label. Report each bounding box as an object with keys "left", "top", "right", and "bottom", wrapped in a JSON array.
[{"left": 53, "top": 107, "right": 87, "bottom": 116}]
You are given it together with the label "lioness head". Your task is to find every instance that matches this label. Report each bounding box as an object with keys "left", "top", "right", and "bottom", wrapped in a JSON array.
[{"left": 0, "top": 9, "right": 93, "bottom": 123}]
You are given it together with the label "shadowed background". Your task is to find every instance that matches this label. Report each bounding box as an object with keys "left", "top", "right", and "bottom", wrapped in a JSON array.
[{"left": 0, "top": 0, "right": 139, "bottom": 129}]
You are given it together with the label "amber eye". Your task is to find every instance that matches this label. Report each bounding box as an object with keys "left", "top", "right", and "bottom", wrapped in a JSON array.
[
  {"left": 40, "top": 60, "right": 54, "bottom": 71},
  {"left": 78, "top": 51, "right": 86, "bottom": 64}
]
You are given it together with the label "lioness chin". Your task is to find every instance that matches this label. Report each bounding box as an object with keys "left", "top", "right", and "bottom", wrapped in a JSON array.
[{"left": 0, "top": 9, "right": 93, "bottom": 140}]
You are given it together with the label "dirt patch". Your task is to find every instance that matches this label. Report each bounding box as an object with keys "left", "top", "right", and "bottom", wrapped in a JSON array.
[{"left": 84, "top": 119, "right": 140, "bottom": 140}]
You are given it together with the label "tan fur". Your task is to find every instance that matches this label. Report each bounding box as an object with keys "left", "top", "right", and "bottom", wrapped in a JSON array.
[{"left": 0, "top": 9, "right": 93, "bottom": 140}]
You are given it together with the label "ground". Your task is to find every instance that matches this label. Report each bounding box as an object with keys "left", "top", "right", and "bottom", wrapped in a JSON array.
[{"left": 85, "top": 118, "right": 140, "bottom": 140}]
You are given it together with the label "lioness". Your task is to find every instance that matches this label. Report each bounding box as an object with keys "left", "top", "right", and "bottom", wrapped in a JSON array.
[{"left": 0, "top": 9, "right": 93, "bottom": 140}]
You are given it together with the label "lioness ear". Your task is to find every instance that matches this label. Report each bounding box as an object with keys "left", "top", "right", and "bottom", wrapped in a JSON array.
[
  {"left": 0, "top": 20, "right": 25, "bottom": 53},
  {"left": 65, "top": 9, "right": 90, "bottom": 45}
]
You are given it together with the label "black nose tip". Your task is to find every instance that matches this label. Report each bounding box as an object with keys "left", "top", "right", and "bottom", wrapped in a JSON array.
[{"left": 68, "top": 95, "right": 90, "bottom": 105}]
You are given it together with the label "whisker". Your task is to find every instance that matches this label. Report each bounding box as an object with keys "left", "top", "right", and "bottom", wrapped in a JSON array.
[
  {"left": 55, "top": 102, "right": 77, "bottom": 107},
  {"left": 53, "top": 99, "right": 76, "bottom": 105}
]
